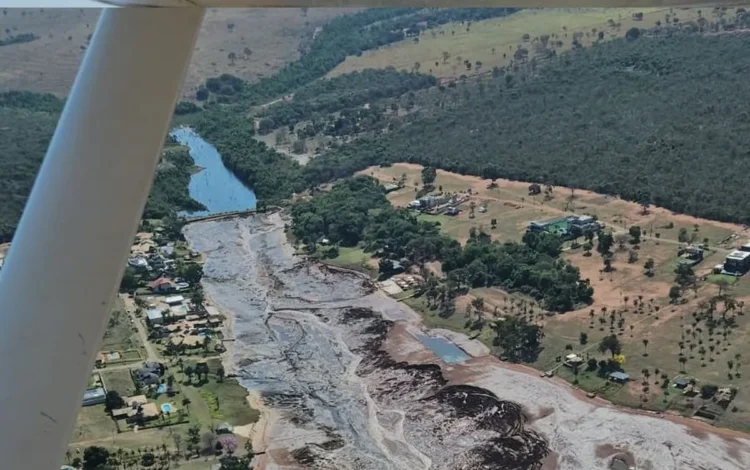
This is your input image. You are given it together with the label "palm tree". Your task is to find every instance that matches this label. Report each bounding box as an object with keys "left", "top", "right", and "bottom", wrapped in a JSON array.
[
  {"left": 679, "top": 356, "right": 687, "bottom": 372},
  {"left": 182, "top": 398, "right": 191, "bottom": 414},
  {"left": 642, "top": 338, "right": 649, "bottom": 356},
  {"left": 709, "top": 345, "right": 715, "bottom": 362}
]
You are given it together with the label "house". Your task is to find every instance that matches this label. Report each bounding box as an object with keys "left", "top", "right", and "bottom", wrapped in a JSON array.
[
  {"left": 160, "top": 245, "right": 175, "bottom": 257},
  {"left": 608, "top": 372, "right": 630, "bottom": 384},
  {"left": 444, "top": 206, "right": 460, "bottom": 216},
  {"left": 146, "top": 308, "right": 164, "bottom": 325},
  {"left": 142, "top": 361, "right": 164, "bottom": 375},
  {"left": 148, "top": 276, "right": 175, "bottom": 293},
  {"left": 527, "top": 215, "right": 602, "bottom": 239},
  {"left": 383, "top": 183, "right": 400, "bottom": 193},
  {"left": 133, "top": 362, "right": 164, "bottom": 386},
  {"left": 127, "top": 257, "right": 149, "bottom": 269},
  {"left": 723, "top": 250, "right": 750, "bottom": 275},
  {"left": 678, "top": 245, "right": 704, "bottom": 266},
  {"left": 164, "top": 295, "right": 185, "bottom": 306},
  {"left": 114, "top": 402, "right": 161, "bottom": 424},
  {"left": 169, "top": 305, "right": 189, "bottom": 322},
  {"left": 82, "top": 387, "right": 106, "bottom": 406},
  {"left": 207, "top": 314, "right": 223, "bottom": 327},
  {"left": 563, "top": 354, "right": 584, "bottom": 368},
  {"left": 125, "top": 395, "right": 148, "bottom": 407},
  {"left": 739, "top": 242, "right": 750, "bottom": 253}
]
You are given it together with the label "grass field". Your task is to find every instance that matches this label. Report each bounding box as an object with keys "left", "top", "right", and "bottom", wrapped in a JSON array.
[
  {"left": 99, "top": 296, "right": 146, "bottom": 361},
  {"left": 324, "top": 246, "right": 378, "bottom": 277},
  {"left": 330, "top": 8, "right": 709, "bottom": 80},
  {"left": 100, "top": 368, "right": 137, "bottom": 397},
  {"left": 364, "top": 162, "right": 750, "bottom": 431},
  {"left": 0, "top": 8, "right": 352, "bottom": 97}
]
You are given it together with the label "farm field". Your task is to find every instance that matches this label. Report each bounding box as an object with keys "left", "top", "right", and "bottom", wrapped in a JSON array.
[
  {"left": 330, "top": 7, "right": 708, "bottom": 79},
  {"left": 362, "top": 163, "right": 750, "bottom": 432}
]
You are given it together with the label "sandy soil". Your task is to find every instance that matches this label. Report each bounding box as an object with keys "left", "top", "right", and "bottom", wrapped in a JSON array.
[{"left": 184, "top": 213, "right": 750, "bottom": 470}]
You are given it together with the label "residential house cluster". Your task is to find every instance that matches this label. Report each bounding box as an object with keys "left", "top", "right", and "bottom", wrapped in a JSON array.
[
  {"left": 147, "top": 297, "right": 225, "bottom": 353},
  {"left": 527, "top": 214, "right": 603, "bottom": 240}
]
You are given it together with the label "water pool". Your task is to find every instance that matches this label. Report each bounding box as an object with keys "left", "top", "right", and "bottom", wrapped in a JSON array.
[
  {"left": 161, "top": 403, "right": 174, "bottom": 413},
  {"left": 417, "top": 334, "right": 470, "bottom": 364}
]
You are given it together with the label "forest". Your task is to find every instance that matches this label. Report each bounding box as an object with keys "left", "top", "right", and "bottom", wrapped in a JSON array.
[
  {"left": 0, "top": 92, "right": 201, "bottom": 241},
  {"left": 307, "top": 33, "right": 750, "bottom": 224},
  {"left": 292, "top": 177, "right": 592, "bottom": 311},
  {"left": 257, "top": 69, "right": 436, "bottom": 134},
  {"left": 0, "top": 92, "right": 62, "bottom": 242}
]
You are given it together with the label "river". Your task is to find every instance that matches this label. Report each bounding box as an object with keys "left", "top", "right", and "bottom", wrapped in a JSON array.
[
  {"left": 170, "top": 127, "right": 256, "bottom": 217},
  {"left": 183, "top": 214, "right": 750, "bottom": 470}
]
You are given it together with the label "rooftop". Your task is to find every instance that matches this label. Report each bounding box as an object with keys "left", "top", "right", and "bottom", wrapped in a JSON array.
[
  {"left": 727, "top": 250, "right": 750, "bottom": 261},
  {"left": 164, "top": 295, "right": 185, "bottom": 304},
  {"left": 83, "top": 387, "right": 106, "bottom": 400},
  {"left": 609, "top": 372, "right": 630, "bottom": 381},
  {"left": 146, "top": 309, "right": 163, "bottom": 321}
]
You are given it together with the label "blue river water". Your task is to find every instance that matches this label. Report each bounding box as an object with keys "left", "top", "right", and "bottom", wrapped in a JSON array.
[
  {"left": 170, "top": 127, "right": 256, "bottom": 217},
  {"left": 416, "top": 334, "right": 470, "bottom": 364}
]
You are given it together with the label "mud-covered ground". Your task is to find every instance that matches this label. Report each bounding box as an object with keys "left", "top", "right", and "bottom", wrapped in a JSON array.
[{"left": 184, "top": 213, "right": 750, "bottom": 470}]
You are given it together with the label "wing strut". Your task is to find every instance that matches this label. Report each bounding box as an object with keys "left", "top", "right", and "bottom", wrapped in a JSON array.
[{"left": 0, "top": 7, "right": 204, "bottom": 468}]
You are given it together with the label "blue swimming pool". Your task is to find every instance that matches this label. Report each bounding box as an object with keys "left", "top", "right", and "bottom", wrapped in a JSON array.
[
  {"left": 161, "top": 403, "right": 174, "bottom": 413},
  {"left": 157, "top": 384, "right": 167, "bottom": 394}
]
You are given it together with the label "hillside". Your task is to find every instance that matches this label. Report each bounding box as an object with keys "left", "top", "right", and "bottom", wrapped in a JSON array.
[
  {"left": 309, "top": 30, "right": 750, "bottom": 225},
  {"left": 328, "top": 7, "right": 708, "bottom": 79},
  {"left": 0, "top": 8, "right": 351, "bottom": 96}
]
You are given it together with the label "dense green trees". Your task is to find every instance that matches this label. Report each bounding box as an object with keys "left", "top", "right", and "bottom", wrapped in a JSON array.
[
  {"left": 293, "top": 177, "right": 592, "bottom": 311},
  {"left": 143, "top": 147, "right": 206, "bottom": 219},
  {"left": 490, "top": 316, "right": 544, "bottom": 363},
  {"left": 309, "top": 34, "right": 750, "bottom": 225}
]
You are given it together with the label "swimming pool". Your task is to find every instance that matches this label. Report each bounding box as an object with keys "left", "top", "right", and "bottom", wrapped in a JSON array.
[
  {"left": 156, "top": 384, "right": 167, "bottom": 394},
  {"left": 161, "top": 403, "right": 174, "bottom": 413}
]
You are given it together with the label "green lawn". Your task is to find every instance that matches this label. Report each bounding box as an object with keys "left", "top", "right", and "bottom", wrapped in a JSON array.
[
  {"left": 324, "top": 246, "right": 377, "bottom": 277},
  {"left": 101, "top": 369, "right": 137, "bottom": 396},
  {"left": 70, "top": 404, "right": 118, "bottom": 443},
  {"left": 100, "top": 297, "right": 145, "bottom": 358}
]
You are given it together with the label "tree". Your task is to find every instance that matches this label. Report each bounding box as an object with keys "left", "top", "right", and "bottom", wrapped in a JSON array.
[
  {"left": 587, "top": 358, "right": 598, "bottom": 371},
  {"left": 628, "top": 250, "right": 638, "bottom": 264},
  {"left": 120, "top": 267, "right": 138, "bottom": 292},
  {"left": 421, "top": 166, "right": 437, "bottom": 187},
  {"left": 141, "top": 452, "right": 156, "bottom": 468},
  {"left": 219, "top": 455, "right": 253, "bottom": 470},
  {"left": 642, "top": 338, "right": 649, "bottom": 356},
  {"left": 490, "top": 218, "right": 497, "bottom": 229},
  {"left": 195, "top": 362, "right": 210, "bottom": 383},
  {"left": 598, "top": 334, "right": 622, "bottom": 358},
  {"left": 678, "top": 227, "right": 690, "bottom": 243},
  {"left": 674, "top": 263, "right": 695, "bottom": 287},
  {"left": 202, "top": 431, "right": 217, "bottom": 453},
  {"left": 597, "top": 231, "right": 614, "bottom": 255},
  {"left": 184, "top": 366, "right": 195, "bottom": 384},
  {"left": 442, "top": 51, "right": 450, "bottom": 63},
  {"left": 292, "top": 139, "right": 306, "bottom": 154},
  {"left": 83, "top": 446, "right": 110, "bottom": 470},
  {"left": 219, "top": 435, "right": 238, "bottom": 454},
  {"left": 579, "top": 331, "right": 588, "bottom": 345},
  {"left": 190, "top": 288, "right": 205, "bottom": 309},
  {"left": 625, "top": 27, "right": 641, "bottom": 40},
  {"left": 629, "top": 225, "right": 641, "bottom": 244},
  {"left": 104, "top": 390, "right": 126, "bottom": 412},
  {"left": 644, "top": 258, "right": 655, "bottom": 276},
  {"left": 228, "top": 52, "right": 236, "bottom": 65},
  {"left": 243, "top": 47, "right": 252, "bottom": 58},
  {"left": 72, "top": 457, "right": 83, "bottom": 469},
  {"left": 182, "top": 397, "right": 192, "bottom": 413},
  {"left": 669, "top": 285, "right": 681, "bottom": 303},
  {"left": 491, "top": 316, "right": 544, "bottom": 363},
  {"left": 679, "top": 356, "right": 687, "bottom": 372},
  {"left": 217, "top": 365, "right": 226, "bottom": 382},
  {"left": 179, "top": 263, "right": 203, "bottom": 285}
]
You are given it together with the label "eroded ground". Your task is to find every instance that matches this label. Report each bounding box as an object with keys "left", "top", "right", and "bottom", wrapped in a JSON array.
[{"left": 184, "top": 213, "right": 750, "bottom": 470}]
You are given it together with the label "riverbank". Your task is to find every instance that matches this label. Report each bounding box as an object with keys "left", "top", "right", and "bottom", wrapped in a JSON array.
[{"left": 184, "top": 212, "right": 750, "bottom": 469}]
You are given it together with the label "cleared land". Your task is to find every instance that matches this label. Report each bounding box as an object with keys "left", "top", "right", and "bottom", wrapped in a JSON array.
[
  {"left": 362, "top": 163, "right": 750, "bottom": 432},
  {"left": 330, "top": 7, "right": 706, "bottom": 79},
  {"left": 0, "top": 8, "right": 352, "bottom": 97}
]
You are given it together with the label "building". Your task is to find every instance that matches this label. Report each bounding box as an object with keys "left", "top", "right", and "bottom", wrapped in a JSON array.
[
  {"left": 723, "top": 250, "right": 750, "bottom": 275},
  {"left": 82, "top": 387, "right": 106, "bottom": 406},
  {"left": 148, "top": 276, "right": 175, "bottom": 293},
  {"left": 134, "top": 362, "right": 164, "bottom": 386},
  {"left": 527, "top": 215, "right": 602, "bottom": 239},
  {"left": 563, "top": 354, "right": 584, "bottom": 368},
  {"left": 146, "top": 308, "right": 164, "bottom": 325},
  {"left": 216, "top": 423, "right": 234, "bottom": 434},
  {"left": 383, "top": 183, "right": 400, "bottom": 193},
  {"left": 678, "top": 245, "right": 704, "bottom": 266},
  {"left": 740, "top": 242, "right": 750, "bottom": 253},
  {"left": 608, "top": 372, "right": 630, "bottom": 384},
  {"left": 127, "top": 257, "right": 149, "bottom": 269},
  {"left": 164, "top": 295, "right": 184, "bottom": 306}
]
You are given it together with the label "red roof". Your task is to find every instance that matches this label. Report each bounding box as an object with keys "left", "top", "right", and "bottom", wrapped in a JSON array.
[{"left": 148, "top": 277, "right": 174, "bottom": 288}]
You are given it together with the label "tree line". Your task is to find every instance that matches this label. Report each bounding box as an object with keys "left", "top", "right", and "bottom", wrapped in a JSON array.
[{"left": 292, "top": 176, "right": 592, "bottom": 312}]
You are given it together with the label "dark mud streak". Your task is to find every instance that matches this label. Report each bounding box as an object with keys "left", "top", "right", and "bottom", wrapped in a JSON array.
[{"left": 351, "top": 312, "right": 550, "bottom": 470}]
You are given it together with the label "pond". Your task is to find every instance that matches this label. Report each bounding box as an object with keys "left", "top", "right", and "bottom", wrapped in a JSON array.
[
  {"left": 416, "top": 334, "right": 470, "bottom": 364},
  {"left": 170, "top": 127, "right": 256, "bottom": 217}
]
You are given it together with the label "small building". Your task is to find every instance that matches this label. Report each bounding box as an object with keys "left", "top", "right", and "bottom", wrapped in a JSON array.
[
  {"left": 740, "top": 242, "right": 750, "bottom": 253},
  {"left": 444, "top": 206, "right": 460, "bottom": 216},
  {"left": 724, "top": 250, "right": 750, "bottom": 275},
  {"left": 164, "top": 295, "right": 185, "bottom": 306},
  {"left": 142, "top": 362, "right": 164, "bottom": 375},
  {"left": 125, "top": 395, "right": 149, "bottom": 407},
  {"left": 82, "top": 387, "right": 106, "bottom": 406},
  {"left": 169, "top": 305, "right": 189, "bottom": 321},
  {"left": 383, "top": 183, "right": 400, "bottom": 193},
  {"left": 563, "top": 354, "right": 584, "bottom": 368},
  {"left": 146, "top": 308, "right": 164, "bottom": 325},
  {"left": 608, "top": 372, "right": 630, "bottom": 384},
  {"left": 148, "top": 277, "right": 175, "bottom": 293},
  {"left": 128, "top": 257, "right": 149, "bottom": 269}
]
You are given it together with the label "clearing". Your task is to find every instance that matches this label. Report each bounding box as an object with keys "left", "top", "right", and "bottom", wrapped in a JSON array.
[
  {"left": 330, "top": 7, "right": 707, "bottom": 80},
  {"left": 0, "top": 8, "right": 352, "bottom": 97},
  {"left": 362, "top": 163, "right": 750, "bottom": 433}
]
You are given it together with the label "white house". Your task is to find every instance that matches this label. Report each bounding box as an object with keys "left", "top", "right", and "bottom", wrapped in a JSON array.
[
  {"left": 164, "top": 295, "right": 184, "bottom": 306},
  {"left": 146, "top": 308, "right": 164, "bottom": 325}
]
